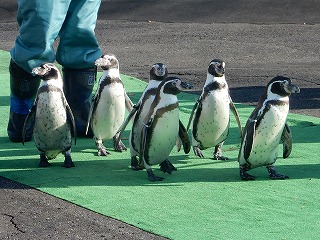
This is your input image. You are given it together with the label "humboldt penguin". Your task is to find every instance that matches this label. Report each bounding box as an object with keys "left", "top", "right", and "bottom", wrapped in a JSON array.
[
  {"left": 86, "top": 54, "right": 133, "bottom": 156},
  {"left": 138, "top": 77, "right": 192, "bottom": 181},
  {"left": 238, "top": 76, "right": 300, "bottom": 180},
  {"left": 22, "top": 63, "right": 76, "bottom": 168},
  {"left": 187, "top": 59, "right": 242, "bottom": 159},
  {"left": 116, "top": 63, "right": 190, "bottom": 172}
]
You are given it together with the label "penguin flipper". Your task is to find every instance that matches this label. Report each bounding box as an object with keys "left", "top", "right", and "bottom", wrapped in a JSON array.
[
  {"left": 281, "top": 123, "right": 292, "bottom": 158},
  {"left": 140, "top": 118, "right": 152, "bottom": 165},
  {"left": 66, "top": 103, "right": 77, "bottom": 145},
  {"left": 186, "top": 97, "right": 201, "bottom": 131},
  {"left": 86, "top": 104, "right": 93, "bottom": 136},
  {"left": 140, "top": 118, "right": 164, "bottom": 181},
  {"left": 86, "top": 90, "right": 100, "bottom": 135},
  {"left": 115, "top": 102, "right": 141, "bottom": 145},
  {"left": 229, "top": 97, "right": 242, "bottom": 138},
  {"left": 243, "top": 119, "right": 257, "bottom": 160},
  {"left": 124, "top": 90, "right": 134, "bottom": 112},
  {"left": 178, "top": 119, "right": 191, "bottom": 154},
  {"left": 22, "top": 104, "right": 36, "bottom": 145}
]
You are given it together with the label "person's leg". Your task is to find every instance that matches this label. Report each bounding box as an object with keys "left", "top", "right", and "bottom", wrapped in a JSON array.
[
  {"left": 8, "top": 0, "right": 70, "bottom": 142},
  {"left": 62, "top": 67, "right": 97, "bottom": 137},
  {"left": 57, "top": 0, "right": 102, "bottom": 137},
  {"left": 7, "top": 60, "right": 40, "bottom": 142}
]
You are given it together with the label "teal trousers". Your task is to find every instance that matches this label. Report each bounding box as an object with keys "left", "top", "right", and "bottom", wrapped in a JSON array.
[{"left": 10, "top": 0, "right": 102, "bottom": 73}]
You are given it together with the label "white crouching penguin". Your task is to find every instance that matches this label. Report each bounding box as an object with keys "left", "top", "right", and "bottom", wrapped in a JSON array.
[
  {"left": 86, "top": 54, "right": 133, "bottom": 156},
  {"left": 116, "top": 63, "right": 190, "bottom": 173},
  {"left": 238, "top": 76, "right": 300, "bottom": 180},
  {"left": 22, "top": 63, "right": 76, "bottom": 168},
  {"left": 138, "top": 77, "right": 193, "bottom": 181},
  {"left": 187, "top": 59, "right": 242, "bottom": 159}
]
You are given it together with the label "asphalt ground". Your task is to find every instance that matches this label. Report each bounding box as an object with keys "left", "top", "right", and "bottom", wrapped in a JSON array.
[{"left": 0, "top": 0, "right": 319, "bottom": 239}]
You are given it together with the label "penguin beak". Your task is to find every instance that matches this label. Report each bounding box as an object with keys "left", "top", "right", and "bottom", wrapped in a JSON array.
[
  {"left": 287, "top": 83, "right": 300, "bottom": 94},
  {"left": 179, "top": 81, "right": 193, "bottom": 90},
  {"left": 31, "top": 67, "right": 41, "bottom": 75},
  {"left": 157, "top": 68, "right": 166, "bottom": 77},
  {"left": 95, "top": 57, "right": 111, "bottom": 69},
  {"left": 218, "top": 66, "right": 225, "bottom": 75},
  {"left": 32, "top": 65, "right": 50, "bottom": 76}
]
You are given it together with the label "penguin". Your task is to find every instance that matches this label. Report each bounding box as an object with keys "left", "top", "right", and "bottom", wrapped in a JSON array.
[
  {"left": 86, "top": 54, "right": 133, "bottom": 156},
  {"left": 116, "top": 63, "right": 190, "bottom": 173},
  {"left": 238, "top": 76, "right": 300, "bottom": 180},
  {"left": 138, "top": 77, "right": 193, "bottom": 181},
  {"left": 22, "top": 63, "right": 76, "bottom": 168},
  {"left": 187, "top": 59, "right": 242, "bottom": 159}
]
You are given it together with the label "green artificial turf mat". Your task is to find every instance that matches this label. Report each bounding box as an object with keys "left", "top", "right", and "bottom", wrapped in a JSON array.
[{"left": 1, "top": 49, "right": 320, "bottom": 239}]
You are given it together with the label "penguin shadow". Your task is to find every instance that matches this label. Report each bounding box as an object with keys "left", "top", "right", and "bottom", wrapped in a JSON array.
[
  {"left": 285, "top": 120, "right": 319, "bottom": 144},
  {"left": 1, "top": 145, "right": 320, "bottom": 188},
  {"left": 230, "top": 86, "right": 320, "bottom": 112},
  {"left": 0, "top": 139, "right": 53, "bottom": 171},
  {"left": 0, "top": 176, "right": 34, "bottom": 189},
  {"left": 289, "top": 87, "right": 320, "bottom": 111},
  {"left": 171, "top": 156, "right": 241, "bottom": 183},
  {"left": 229, "top": 86, "right": 263, "bottom": 106},
  {"left": 175, "top": 156, "right": 320, "bottom": 182},
  {"left": 1, "top": 123, "right": 319, "bottom": 187},
  {"left": 273, "top": 164, "right": 320, "bottom": 180}
]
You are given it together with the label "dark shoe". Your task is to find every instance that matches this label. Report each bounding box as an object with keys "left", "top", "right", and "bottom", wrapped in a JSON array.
[{"left": 7, "top": 112, "right": 33, "bottom": 142}]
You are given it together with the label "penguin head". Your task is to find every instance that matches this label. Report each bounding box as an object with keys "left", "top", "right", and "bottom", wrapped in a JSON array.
[
  {"left": 208, "top": 59, "right": 225, "bottom": 77},
  {"left": 31, "top": 63, "right": 61, "bottom": 81},
  {"left": 95, "top": 54, "right": 119, "bottom": 70},
  {"left": 162, "top": 77, "right": 193, "bottom": 95},
  {"left": 267, "top": 76, "right": 300, "bottom": 98},
  {"left": 150, "top": 63, "right": 168, "bottom": 81}
]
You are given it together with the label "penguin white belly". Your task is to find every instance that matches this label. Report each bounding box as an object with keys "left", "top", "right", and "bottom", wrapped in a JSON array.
[
  {"left": 130, "top": 95, "right": 155, "bottom": 155},
  {"left": 146, "top": 109, "right": 179, "bottom": 165},
  {"left": 241, "top": 105, "right": 289, "bottom": 168},
  {"left": 194, "top": 91, "right": 230, "bottom": 148},
  {"left": 92, "top": 83, "right": 125, "bottom": 140},
  {"left": 33, "top": 92, "right": 71, "bottom": 159}
]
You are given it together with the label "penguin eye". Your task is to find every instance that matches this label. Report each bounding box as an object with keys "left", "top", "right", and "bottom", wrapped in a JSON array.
[
  {"left": 281, "top": 80, "right": 288, "bottom": 86},
  {"left": 172, "top": 80, "right": 178, "bottom": 86},
  {"left": 43, "top": 64, "right": 51, "bottom": 71}
]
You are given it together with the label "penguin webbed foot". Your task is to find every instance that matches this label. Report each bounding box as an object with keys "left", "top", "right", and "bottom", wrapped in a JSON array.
[
  {"left": 95, "top": 139, "right": 111, "bottom": 156},
  {"left": 98, "top": 148, "right": 110, "bottom": 156},
  {"left": 212, "top": 154, "right": 229, "bottom": 161},
  {"left": 62, "top": 154, "right": 75, "bottom": 168},
  {"left": 159, "top": 159, "right": 177, "bottom": 174},
  {"left": 113, "top": 137, "right": 127, "bottom": 152},
  {"left": 213, "top": 145, "right": 228, "bottom": 160},
  {"left": 39, "top": 153, "right": 50, "bottom": 167},
  {"left": 131, "top": 156, "right": 144, "bottom": 171},
  {"left": 97, "top": 145, "right": 111, "bottom": 156},
  {"left": 267, "top": 165, "right": 289, "bottom": 180},
  {"left": 193, "top": 146, "right": 204, "bottom": 158},
  {"left": 147, "top": 169, "right": 165, "bottom": 182},
  {"left": 240, "top": 167, "right": 255, "bottom": 181}
]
